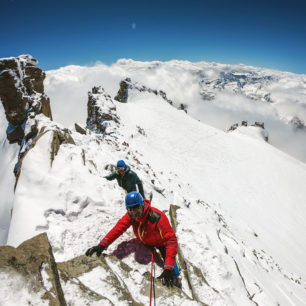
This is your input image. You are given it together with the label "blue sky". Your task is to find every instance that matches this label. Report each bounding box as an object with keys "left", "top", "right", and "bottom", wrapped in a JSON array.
[{"left": 1, "top": 0, "right": 306, "bottom": 73}]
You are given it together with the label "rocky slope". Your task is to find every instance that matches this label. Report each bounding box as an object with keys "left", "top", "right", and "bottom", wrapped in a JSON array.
[
  {"left": 0, "top": 59, "right": 197, "bottom": 304},
  {"left": 1, "top": 55, "right": 306, "bottom": 305}
]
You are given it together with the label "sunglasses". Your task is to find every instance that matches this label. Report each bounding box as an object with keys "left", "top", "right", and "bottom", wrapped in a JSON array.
[{"left": 127, "top": 204, "right": 141, "bottom": 211}]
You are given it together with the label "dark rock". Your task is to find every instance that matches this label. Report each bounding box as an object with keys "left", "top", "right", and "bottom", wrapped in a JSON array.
[
  {"left": 180, "top": 104, "right": 188, "bottom": 113},
  {"left": 0, "top": 55, "right": 52, "bottom": 128},
  {"left": 74, "top": 123, "right": 86, "bottom": 135},
  {"left": 25, "top": 124, "right": 39, "bottom": 141},
  {"left": 254, "top": 122, "right": 265, "bottom": 129},
  {"left": 241, "top": 121, "right": 248, "bottom": 126},
  {"left": 228, "top": 123, "right": 239, "bottom": 131},
  {"left": 114, "top": 78, "right": 131, "bottom": 102},
  {"left": 7, "top": 124, "right": 25, "bottom": 144}
]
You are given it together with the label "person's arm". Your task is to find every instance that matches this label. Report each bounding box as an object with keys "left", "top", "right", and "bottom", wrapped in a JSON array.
[
  {"left": 86, "top": 213, "right": 131, "bottom": 257},
  {"left": 157, "top": 215, "right": 178, "bottom": 269},
  {"left": 135, "top": 174, "right": 145, "bottom": 198},
  {"left": 99, "top": 212, "right": 131, "bottom": 247},
  {"left": 104, "top": 171, "right": 117, "bottom": 181}
]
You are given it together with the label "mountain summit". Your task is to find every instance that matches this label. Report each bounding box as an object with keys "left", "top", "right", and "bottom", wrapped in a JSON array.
[{"left": 1, "top": 56, "right": 306, "bottom": 305}]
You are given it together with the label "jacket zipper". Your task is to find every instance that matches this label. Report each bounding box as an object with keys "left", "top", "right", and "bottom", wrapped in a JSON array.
[{"left": 138, "top": 223, "right": 146, "bottom": 242}]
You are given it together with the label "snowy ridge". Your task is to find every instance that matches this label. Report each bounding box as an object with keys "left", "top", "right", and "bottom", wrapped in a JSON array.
[
  {"left": 0, "top": 102, "right": 19, "bottom": 244},
  {"left": 1, "top": 56, "right": 306, "bottom": 305},
  {"left": 0, "top": 55, "right": 52, "bottom": 244},
  {"left": 2, "top": 81, "right": 306, "bottom": 304}
]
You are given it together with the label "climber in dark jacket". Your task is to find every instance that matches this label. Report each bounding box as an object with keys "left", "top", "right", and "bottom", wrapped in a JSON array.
[{"left": 104, "top": 160, "right": 145, "bottom": 198}]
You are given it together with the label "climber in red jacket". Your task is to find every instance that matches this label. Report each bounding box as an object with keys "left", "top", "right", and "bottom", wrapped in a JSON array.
[{"left": 85, "top": 191, "right": 181, "bottom": 288}]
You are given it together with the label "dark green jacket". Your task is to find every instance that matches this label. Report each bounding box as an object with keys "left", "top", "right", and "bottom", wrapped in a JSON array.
[{"left": 104, "top": 165, "right": 145, "bottom": 198}]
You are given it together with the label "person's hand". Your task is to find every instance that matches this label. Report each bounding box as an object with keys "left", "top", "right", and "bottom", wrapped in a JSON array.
[
  {"left": 85, "top": 244, "right": 106, "bottom": 257},
  {"left": 157, "top": 269, "right": 174, "bottom": 287}
]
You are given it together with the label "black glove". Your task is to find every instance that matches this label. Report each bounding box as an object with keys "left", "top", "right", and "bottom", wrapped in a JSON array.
[
  {"left": 85, "top": 244, "right": 106, "bottom": 257},
  {"left": 157, "top": 269, "right": 174, "bottom": 287}
]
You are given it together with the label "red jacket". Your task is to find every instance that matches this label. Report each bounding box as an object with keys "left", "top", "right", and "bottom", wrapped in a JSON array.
[{"left": 100, "top": 199, "right": 178, "bottom": 269}]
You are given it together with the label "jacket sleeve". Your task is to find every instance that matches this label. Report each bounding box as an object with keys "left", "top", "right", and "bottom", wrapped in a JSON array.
[
  {"left": 158, "top": 215, "right": 178, "bottom": 269},
  {"left": 135, "top": 174, "right": 145, "bottom": 198},
  {"left": 100, "top": 213, "right": 131, "bottom": 247},
  {"left": 104, "top": 171, "right": 117, "bottom": 181}
]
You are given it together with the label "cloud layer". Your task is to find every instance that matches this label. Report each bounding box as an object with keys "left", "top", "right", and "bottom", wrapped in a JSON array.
[{"left": 44, "top": 60, "right": 306, "bottom": 163}]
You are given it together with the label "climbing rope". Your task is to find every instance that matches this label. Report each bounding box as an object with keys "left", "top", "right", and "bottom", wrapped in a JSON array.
[{"left": 150, "top": 251, "right": 156, "bottom": 306}]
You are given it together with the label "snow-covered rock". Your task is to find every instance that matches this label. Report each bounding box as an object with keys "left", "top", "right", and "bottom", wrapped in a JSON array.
[
  {"left": 0, "top": 233, "right": 65, "bottom": 305},
  {"left": 87, "top": 86, "right": 120, "bottom": 135}
]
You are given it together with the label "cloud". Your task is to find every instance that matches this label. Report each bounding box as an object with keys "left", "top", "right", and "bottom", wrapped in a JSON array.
[
  {"left": 188, "top": 90, "right": 306, "bottom": 162},
  {"left": 44, "top": 60, "right": 306, "bottom": 163}
]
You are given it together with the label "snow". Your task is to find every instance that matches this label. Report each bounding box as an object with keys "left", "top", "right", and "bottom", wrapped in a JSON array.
[
  {"left": 2, "top": 58, "right": 306, "bottom": 304},
  {"left": 0, "top": 268, "right": 49, "bottom": 306},
  {"left": 0, "top": 101, "right": 19, "bottom": 245},
  {"left": 4, "top": 86, "right": 306, "bottom": 304},
  {"left": 41, "top": 263, "right": 53, "bottom": 291},
  {"left": 78, "top": 266, "right": 130, "bottom": 305},
  {"left": 231, "top": 125, "right": 268, "bottom": 141}
]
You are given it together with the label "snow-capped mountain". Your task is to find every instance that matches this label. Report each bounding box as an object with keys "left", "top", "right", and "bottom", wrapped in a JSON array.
[{"left": 1, "top": 55, "right": 306, "bottom": 305}]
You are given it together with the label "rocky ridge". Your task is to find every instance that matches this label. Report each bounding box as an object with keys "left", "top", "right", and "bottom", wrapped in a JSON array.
[
  {"left": 87, "top": 86, "right": 120, "bottom": 135},
  {"left": 0, "top": 233, "right": 66, "bottom": 306},
  {"left": 228, "top": 121, "right": 269, "bottom": 142},
  {"left": 114, "top": 77, "right": 189, "bottom": 112},
  {"left": 1, "top": 55, "right": 199, "bottom": 305},
  {"left": 0, "top": 55, "right": 78, "bottom": 190},
  {"left": 0, "top": 55, "right": 52, "bottom": 144}
]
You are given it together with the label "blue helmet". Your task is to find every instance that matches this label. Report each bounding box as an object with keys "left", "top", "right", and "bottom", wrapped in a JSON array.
[
  {"left": 117, "top": 160, "right": 127, "bottom": 169},
  {"left": 125, "top": 192, "right": 144, "bottom": 209}
]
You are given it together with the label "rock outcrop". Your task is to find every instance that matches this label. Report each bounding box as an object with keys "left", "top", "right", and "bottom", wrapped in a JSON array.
[
  {"left": 50, "top": 129, "right": 75, "bottom": 165},
  {"left": 228, "top": 121, "right": 269, "bottom": 142},
  {"left": 114, "top": 78, "right": 131, "bottom": 102},
  {"left": 57, "top": 255, "right": 140, "bottom": 305},
  {"left": 0, "top": 233, "right": 66, "bottom": 306},
  {"left": 87, "top": 86, "right": 120, "bottom": 135},
  {"left": 0, "top": 55, "right": 52, "bottom": 145},
  {"left": 1, "top": 232, "right": 196, "bottom": 305},
  {"left": 114, "top": 78, "right": 175, "bottom": 106},
  {"left": 0, "top": 54, "right": 55, "bottom": 183}
]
